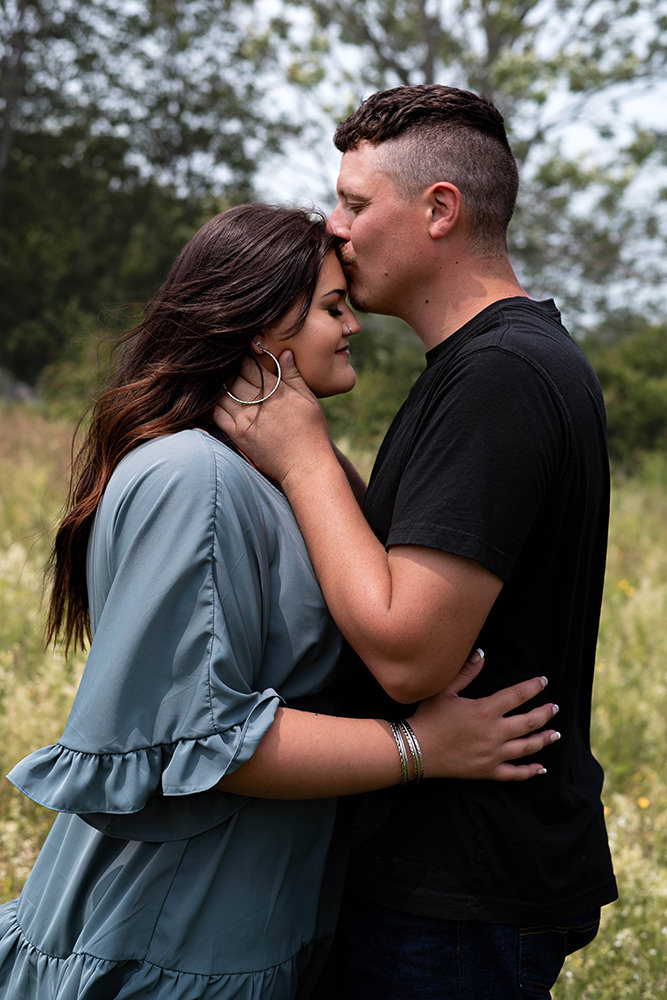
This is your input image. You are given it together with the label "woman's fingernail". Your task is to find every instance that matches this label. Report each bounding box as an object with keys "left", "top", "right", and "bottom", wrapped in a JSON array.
[
  {"left": 474, "top": 647, "right": 484, "bottom": 661},
  {"left": 550, "top": 731, "right": 561, "bottom": 742},
  {"left": 538, "top": 767, "right": 547, "bottom": 775},
  {"left": 541, "top": 676, "right": 548, "bottom": 687},
  {"left": 552, "top": 704, "right": 559, "bottom": 716}
]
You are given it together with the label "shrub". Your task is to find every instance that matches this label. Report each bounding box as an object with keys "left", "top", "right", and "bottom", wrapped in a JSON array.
[{"left": 583, "top": 324, "right": 667, "bottom": 470}]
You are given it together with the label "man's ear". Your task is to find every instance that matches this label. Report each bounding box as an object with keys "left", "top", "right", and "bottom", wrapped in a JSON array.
[{"left": 427, "top": 182, "right": 461, "bottom": 239}]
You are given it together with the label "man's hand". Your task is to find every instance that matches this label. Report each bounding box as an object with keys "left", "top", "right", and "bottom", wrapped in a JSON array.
[{"left": 215, "top": 350, "right": 332, "bottom": 487}]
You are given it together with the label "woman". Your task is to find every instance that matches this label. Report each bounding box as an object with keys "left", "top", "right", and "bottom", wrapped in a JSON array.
[{"left": 0, "top": 204, "right": 557, "bottom": 999}]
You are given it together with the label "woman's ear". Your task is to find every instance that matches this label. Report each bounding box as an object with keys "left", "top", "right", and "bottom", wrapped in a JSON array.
[
  {"left": 427, "top": 182, "right": 461, "bottom": 239},
  {"left": 250, "top": 338, "right": 265, "bottom": 356}
]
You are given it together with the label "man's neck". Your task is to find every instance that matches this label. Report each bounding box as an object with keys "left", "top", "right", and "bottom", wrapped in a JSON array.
[{"left": 408, "top": 257, "right": 529, "bottom": 351}]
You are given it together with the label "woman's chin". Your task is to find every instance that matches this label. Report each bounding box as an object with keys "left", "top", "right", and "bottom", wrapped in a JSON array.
[{"left": 314, "top": 371, "right": 357, "bottom": 399}]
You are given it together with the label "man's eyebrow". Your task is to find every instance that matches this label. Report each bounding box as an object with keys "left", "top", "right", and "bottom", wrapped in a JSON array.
[{"left": 337, "top": 187, "right": 367, "bottom": 201}]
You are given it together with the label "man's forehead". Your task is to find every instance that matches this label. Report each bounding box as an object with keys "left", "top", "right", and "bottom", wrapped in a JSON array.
[{"left": 336, "top": 146, "right": 389, "bottom": 196}]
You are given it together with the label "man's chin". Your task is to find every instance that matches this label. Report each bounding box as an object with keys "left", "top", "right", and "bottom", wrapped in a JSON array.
[
  {"left": 347, "top": 286, "right": 370, "bottom": 313},
  {"left": 345, "top": 273, "right": 381, "bottom": 314}
]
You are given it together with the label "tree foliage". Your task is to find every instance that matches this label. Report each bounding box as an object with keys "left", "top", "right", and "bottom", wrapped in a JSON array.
[
  {"left": 2, "top": 0, "right": 666, "bottom": 448},
  {"left": 583, "top": 322, "right": 667, "bottom": 468},
  {"left": 0, "top": 0, "right": 293, "bottom": 382},
  {"left": 0, "top": 127, "right": 203, "bottom": 382},
  {"left": 272, "top": 0, "right": 667, "bottom": 331}
]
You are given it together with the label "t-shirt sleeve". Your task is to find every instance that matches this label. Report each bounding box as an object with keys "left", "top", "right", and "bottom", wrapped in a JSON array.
[
  {"left": 7, "top": 433, "right": 282, "bottom": 839},
  {"left": 385, "top": 347, "right": 568, "bottom": 579}
]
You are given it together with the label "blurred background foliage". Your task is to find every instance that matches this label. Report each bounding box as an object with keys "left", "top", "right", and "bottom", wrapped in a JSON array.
[{"left": 1, "top": 0, "right": 666, "bottom": 464}]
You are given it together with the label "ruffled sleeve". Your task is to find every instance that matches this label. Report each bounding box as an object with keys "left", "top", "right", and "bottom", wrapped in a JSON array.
[{"left": 8, "top": 431, "right": 286, "bottom": 840}]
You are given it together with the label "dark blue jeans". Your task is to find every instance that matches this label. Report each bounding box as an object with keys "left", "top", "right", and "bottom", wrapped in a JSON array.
[{"left": 324, "top": 893, "right": 600, "bottom": 999}]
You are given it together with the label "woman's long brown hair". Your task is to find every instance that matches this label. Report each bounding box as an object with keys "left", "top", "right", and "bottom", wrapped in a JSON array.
[{"left": 47, "top": 203, "right": 339, "bottom": 653}]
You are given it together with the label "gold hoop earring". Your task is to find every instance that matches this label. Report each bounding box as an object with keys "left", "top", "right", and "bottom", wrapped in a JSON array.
[{"left": 224, "top": 347, "right": 282, "bottom": 405}]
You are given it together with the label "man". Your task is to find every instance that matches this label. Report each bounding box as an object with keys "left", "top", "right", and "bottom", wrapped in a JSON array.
[{"left": 217, "top": 85, "right": 617, "bottom": 998}]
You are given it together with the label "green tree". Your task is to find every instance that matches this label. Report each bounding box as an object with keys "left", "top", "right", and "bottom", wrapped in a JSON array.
[
  {"left": 271, "top": 0, "right": 667, "bottom": 334},
  {"left": 88, "top": 0, "right": 295, "bottom": 203},
  {"left": 0, "top": 0, "right": 295, "bottom": 383},
  {"left": 0, "top": 128, "right": 202, "bottom": 383},
  {"left": 583, "top": 321, "right": 667, "bottom": 467}
]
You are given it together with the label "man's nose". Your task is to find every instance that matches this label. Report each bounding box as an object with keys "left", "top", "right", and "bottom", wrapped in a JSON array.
[{"left": 327, "top": 204, "right": 349, "bottom": 239}]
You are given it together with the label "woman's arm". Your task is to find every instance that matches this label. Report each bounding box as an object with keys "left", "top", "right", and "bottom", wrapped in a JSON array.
[{"left": 216, "top": 656, "right": 559, "bottom": 799}]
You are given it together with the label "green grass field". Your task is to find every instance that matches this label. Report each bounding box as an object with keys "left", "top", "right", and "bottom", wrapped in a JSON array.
[{"left": 1, "top": 404, "right": 665, "bottom": 997}]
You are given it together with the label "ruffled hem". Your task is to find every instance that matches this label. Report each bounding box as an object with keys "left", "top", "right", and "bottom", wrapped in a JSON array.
[
  {"left": 6, "top": 696, "right": 282, "bottom": 841},
  {"left": 7, "top": 695, "right": 280, "bottom": 816},
  {"left": 0, "top": 902, "right": 330, "bottom": 1000}
]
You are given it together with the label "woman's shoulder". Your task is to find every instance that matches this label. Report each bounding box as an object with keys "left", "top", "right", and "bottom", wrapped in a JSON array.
[
  {"left": 98, "top": 430, "right": 280, "bottom": 545},
  {"left": 110, "top": 429, "right": 252, "bottom": 498},
  {"left": 117, "top": 427, "right": 229, "bottom": 470}
]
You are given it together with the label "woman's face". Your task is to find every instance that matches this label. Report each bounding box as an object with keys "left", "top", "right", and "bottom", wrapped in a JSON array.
[{"left": 259, "top": 252, "right": 361, "bottom": 398}]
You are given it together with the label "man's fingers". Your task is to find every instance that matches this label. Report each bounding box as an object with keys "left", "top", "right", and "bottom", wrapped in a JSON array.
[
  {"left": 277, "top": 350, "right": 319, "bottom": 402},
  {"left": 240, "top": 355, "right": 263, "bottom": 378},
  {"left": 230, "top": 357, "right": 270, "bottom": 393},
  {"left": 229, "top": 373, "right": 265, "bottom": 397},
  {"left": 278, "top": 349, "right": 299, "bottom": 378},
  {"left": 213, "top": 403, "right": 234, "bottom": 432}
]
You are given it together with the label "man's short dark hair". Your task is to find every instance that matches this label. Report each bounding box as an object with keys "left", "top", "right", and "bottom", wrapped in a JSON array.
[{"left": 334, "top": 85, "right": 519, "bottom": 252}]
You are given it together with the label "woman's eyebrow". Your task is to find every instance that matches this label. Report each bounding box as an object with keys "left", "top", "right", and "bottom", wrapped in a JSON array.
[{"left": 321, "top": 287, "right": 347, "bottom": 299}]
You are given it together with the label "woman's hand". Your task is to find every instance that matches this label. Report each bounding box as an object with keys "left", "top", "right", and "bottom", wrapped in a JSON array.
[{"left": 409, "top": 651, "right": 560, "bottom": 781}]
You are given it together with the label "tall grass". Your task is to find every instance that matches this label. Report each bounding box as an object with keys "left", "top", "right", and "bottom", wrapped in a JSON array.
[
  {"left": 0, "top": 406, "right": 86, "bottom": 898},
  {"left": 555, "top": 452, "right": 667, "bottom": 999},
  {"left": 0, "top": 404, "right": 665, "bottom": 996}
]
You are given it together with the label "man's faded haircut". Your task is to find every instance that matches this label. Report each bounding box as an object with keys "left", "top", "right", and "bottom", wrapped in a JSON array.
[{"left": 334, "top": 85, "right": 519, "bottom": 253}]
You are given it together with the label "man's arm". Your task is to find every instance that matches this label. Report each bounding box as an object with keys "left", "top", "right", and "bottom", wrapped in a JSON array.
[
  {"left": 331, "top": 440, "right": 367, "bottom": 506},
  {"left": 216, "top": 353, "right": 501, "bottom": 704},
  {"left": 279, "top": 456, "right": 499, "bottom": 703}
]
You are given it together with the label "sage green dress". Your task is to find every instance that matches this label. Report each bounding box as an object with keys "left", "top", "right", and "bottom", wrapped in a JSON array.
[{"left": 0, "top": 429, "right": 346, "bottom": 999}]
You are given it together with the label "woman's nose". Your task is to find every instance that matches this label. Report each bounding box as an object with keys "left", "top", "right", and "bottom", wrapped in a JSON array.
[{"left": 345, "top": 308, "right": 361, "bottom": 335}]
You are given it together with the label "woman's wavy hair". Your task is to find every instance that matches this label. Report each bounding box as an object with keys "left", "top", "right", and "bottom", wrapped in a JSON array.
[{"left": 48, "top": 203, "right": 339, "bottom": 653}]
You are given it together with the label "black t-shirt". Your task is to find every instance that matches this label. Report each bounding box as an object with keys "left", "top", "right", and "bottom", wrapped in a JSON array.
[{"left": 345, "top": 298, "right": 618, "bottom": 924}]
